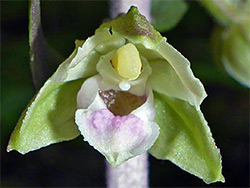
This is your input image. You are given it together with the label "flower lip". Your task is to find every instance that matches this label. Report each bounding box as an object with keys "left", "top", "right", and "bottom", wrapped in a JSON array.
[
  {"left": 99, "top": 89, "right": 147, "bottom": 116},
  {"left": 77, "top": 74, "right": 154, "bottom": 118},
  {"left": 75, "top": 75, "right": 159, "bottom": 167}
]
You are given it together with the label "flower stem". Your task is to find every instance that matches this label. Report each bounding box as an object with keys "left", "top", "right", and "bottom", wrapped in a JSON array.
[
  {"left": 106, "top": 152, "right": 149, "bottom": 188},
  {"left": 110, "top": 0, "right": 151, "bottom": 22},
  {"left": 108, "top": 1, "right": 151, "bottom": 187}
]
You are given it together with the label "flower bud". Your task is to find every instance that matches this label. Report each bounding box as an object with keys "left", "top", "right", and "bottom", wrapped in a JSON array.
[{"left": 222, "top": 18, "right": 250, "bottom": 86}]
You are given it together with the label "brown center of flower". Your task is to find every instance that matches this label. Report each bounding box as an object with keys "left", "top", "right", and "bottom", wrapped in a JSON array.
[{"left": 99, "top": 90, "right": 147, "bottom": 116}]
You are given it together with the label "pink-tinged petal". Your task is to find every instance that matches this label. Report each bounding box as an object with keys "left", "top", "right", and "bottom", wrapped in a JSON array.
[
  {"left": 75, "top": 108, "right": 159, "bottom": 167},
  {"left": 76, "top": 75, "right": 159, "bottom": 166}
]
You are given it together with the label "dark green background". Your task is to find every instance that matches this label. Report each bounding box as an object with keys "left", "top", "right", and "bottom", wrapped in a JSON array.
[{"left": 1, "top": 1, "right": 249, "bottom": 187}]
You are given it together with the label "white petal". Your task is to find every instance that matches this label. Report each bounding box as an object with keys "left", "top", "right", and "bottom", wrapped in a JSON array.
[
  {"left": 77, "top": 75, "right": 102, "bottom": 109},
  {"left": 75, "top": 108, "right": 159, "bottom": 167},
  {"left": 132, "top": 87, "right": 155, "bottom": 122}
]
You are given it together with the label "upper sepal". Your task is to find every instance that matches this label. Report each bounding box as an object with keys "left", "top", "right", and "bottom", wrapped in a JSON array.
[{"left": 96, "top": 6, "right": 162, "bottom": 49}]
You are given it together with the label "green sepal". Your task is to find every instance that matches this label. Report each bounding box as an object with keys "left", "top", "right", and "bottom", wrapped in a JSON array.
[
  {"left": 149, "top": 92, "right": 224, "bottom": 184},
  {"left": 96, "top": 6, "right": 162, "bottom": 48},
  {"left": 7, "top": 78, "right": 85, "bottom": 154}
]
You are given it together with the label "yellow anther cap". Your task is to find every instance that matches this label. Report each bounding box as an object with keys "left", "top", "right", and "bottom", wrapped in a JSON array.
[{"left": 111, "top": 43, "right": 142, "bottom": 80}]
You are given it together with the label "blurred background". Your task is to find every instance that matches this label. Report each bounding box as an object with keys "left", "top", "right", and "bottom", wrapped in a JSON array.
[{"left": 1, "top": 1, "right": 249, "bottom": 187}]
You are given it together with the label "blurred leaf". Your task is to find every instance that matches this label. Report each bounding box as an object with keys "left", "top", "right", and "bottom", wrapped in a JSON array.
[
  {"left": 151, "top": 0, "right": 188, "bottom": 32},
  {"left": 7, "top": 78, "right": 85, "bottom": 154},
  {"left": 29, "top": 0, "right": 63, "bottom": 90},
  {"left": 200, "top": 0, "right": 249, "bottom": 26},
  {"left": 149, "top": 92, "right": 224, "bottom": 184},
  {"left": 210, "top": 25, "right": 225, "bottom": 68}
]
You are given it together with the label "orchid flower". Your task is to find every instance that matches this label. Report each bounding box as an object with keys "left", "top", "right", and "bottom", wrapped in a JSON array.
[{"left": 7, "top": 7, "right": 224, "bottom": 184}]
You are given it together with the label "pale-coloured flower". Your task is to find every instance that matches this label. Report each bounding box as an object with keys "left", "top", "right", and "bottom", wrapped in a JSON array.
[{"left": 8, "top": 6, "right": 224, "bottom": 184}]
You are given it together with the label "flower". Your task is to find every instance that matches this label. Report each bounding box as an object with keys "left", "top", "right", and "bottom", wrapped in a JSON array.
[
  {"left": 8, "top": 6, "right": 224, "bottom": 184},
  {"left": 202, "top": 0, "right": 250, "bottom": 87}
]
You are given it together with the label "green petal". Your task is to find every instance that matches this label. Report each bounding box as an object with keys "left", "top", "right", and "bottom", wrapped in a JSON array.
[
  {"left": 52, "top": 31, "right": 125, "bottom": 82},
  {"left": 150, "top": 39, "right": 207, "bottom": 108},
  {"left": 96, "top": 6, "right": 162, "bottom": 48},
  {"left": 7, "top": 78, "right": 85, "bottom": 154},
  {"left": 149, "top": 92, "right": 224, "bottom": 184}
]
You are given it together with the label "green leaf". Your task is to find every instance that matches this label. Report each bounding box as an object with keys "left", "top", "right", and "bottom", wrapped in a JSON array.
[
  {"left": 97, "top": 6, "right": 162, "bottom": 48},
  {"left": 151, "top": 0, "right": 188, "bottom": 32},
  {"left": 149, "top": 92, "right": 224, "bottom": 184},
  {"left": 7, "top": 78, "right": 85, "bottom": 154},
  {"left": 29, "top": 0, "right": 63, "bottom": 90}
]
